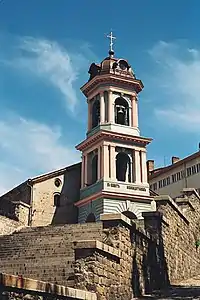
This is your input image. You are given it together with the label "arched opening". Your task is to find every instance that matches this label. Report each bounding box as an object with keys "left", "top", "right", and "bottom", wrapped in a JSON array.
[
  {"left": 115, "top": 97, "right": 129, "bottom": 126},
  {"left": 122, "top": 211, "right": 137, "bottom": 220},
  {"left": 91, "top": 154, "right": 98, "bottom": 184},
  {"left": 86, "top": 213, "right": 96, "bottom": 223},
  {"left": 116, "top": 152, "right": 131, "bottom": 182},
  {"left": 92, "top": 100, "right": 100, "bottom": 128},
  {"left": 54, "top": 193, "right": 61, "bottom": 207}
]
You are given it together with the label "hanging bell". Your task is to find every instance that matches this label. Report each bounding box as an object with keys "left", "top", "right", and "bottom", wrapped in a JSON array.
[{"left": 118, "top": 107, "right": 124, "bottom": 114}]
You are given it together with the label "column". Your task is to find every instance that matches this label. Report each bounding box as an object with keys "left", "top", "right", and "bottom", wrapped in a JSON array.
[
  {"left": 108, "top": 91, "right": 114, "bottom": 123},
  {"left": 110, "top": 145, "right": 116, "bottom": 180},
  {"left": 135, "top": 150, "right": 141, "bottom": 183},
  {"left": 81, "top": 155, "right": 85, "bottom": 188},
  {"left": 141, "top": 151, "right": 148, "bottom": 184},
  {"left": 103, "top": 144, "right": 109, "bottom": 179},
  {"left": 88, "top": 100, "right": 91, "bottom": 131},
  {"left": 98, "top": 147, "right": 101, "bottom": 180},
  {"left": 84, "top": 154, "right": 88, "bottom": 186},
  {"left": 100, "top": 92, "right": 105, "bottom": 124},
  {"left": 132, "top": 95, "right": 139, "bottom": 128}
]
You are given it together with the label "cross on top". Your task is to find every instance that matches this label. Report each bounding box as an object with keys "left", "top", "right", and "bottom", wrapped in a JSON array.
[{"left": 107, "top": 31, "right": 116, "bottom": 53}]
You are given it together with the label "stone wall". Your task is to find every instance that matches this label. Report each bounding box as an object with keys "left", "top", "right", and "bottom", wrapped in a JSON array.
[
  {"left": 31, "top": 163, "right": 81, "bottom": 226},
  {"left": 0, "top": 215, "right": 23, "bottom": 236},
  {"left": 154, "top": 191, "right": 200, "bottom": 284},
  {"left": 1, "top": 190, "right": 200, "bottom": 299}
]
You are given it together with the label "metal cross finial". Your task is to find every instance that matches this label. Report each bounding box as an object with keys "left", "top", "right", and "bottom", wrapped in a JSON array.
[{"left": 107, "top": 31, "right": 116, "bottom": 53}]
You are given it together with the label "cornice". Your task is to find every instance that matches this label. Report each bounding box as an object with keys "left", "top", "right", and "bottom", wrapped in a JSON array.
[
  {"left": 76, "top": 130, "right": 152, "bottom": 151},
  {"left": 80, "top": 74, "right": 143, "bottom": 97}
]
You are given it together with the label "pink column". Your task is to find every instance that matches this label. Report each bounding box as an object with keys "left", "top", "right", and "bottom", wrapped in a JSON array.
[
  {"left": 88, "top": 100, "right": 91, "bottom": 131},
  {"left": 84, "top": 154, "right": 88, "bottom": 186},
  {"left": 100, "top": 92, "right": 105, "bottom": 124},
  {"left": 103, "top": 144, "right": 109, "bottom": 179},
  {"left": 98, "top": 147, "right": 101, "bottom": 180},
  {"left": 132, "top": 95, "right": 139, "bottom": 128},
  {"left": 110, "top": 145, "right": 116, "bottom": 180},
  {"left": 108, "top": 91, "right": 114, "bottom": 123},
  {"left": 81, "top": 155, "right": 85, "bottom": 188}
]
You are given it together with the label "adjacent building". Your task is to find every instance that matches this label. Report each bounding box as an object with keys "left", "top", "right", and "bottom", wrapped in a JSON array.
[{"left": 148, "top": 151, "right": 200, "bottom": 198}]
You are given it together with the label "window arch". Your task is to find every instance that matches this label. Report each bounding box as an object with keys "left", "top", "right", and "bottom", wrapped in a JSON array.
[
  {"left": 54, "top": 193, "right": 61, "bottom": 207},
  {"left": 122, "top": 211, "right": 137, "bottom": 220},
  {"left": 92, "top": 99, "right": 100, "bottom": 128},
  {"left": 91, "top": 154, "right": 98, "bottom": 184},
  {"left": 116, "top": 152, "right": 131, "bottom": 182},
  {"left": 86, "top": 213, "right": 96, "bottom": 223},
  {"left": 114, "top": 97, "right": 129, "bottom": 126}
]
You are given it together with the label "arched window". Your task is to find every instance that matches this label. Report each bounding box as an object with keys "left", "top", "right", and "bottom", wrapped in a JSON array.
[
  {"left": 115, "top": 97, "right": 129, "bottom": 126},
  {"left": 116, "top": 152, "right": 131, "bottom": 182},
  {"left": 122, "top": 211, "right": 137, "bottom": 220},
  {"left": 54, "top": 193, "right": 60, "bottom": 207},
  {"left": 86, "top": 213, "right": 96, "bottom": 223},
  {"left": 92, "top": 99, "right": 100, "bottom": 128},
  {"left": 91, "top": 154, "right": 98, "bottom": 184}
]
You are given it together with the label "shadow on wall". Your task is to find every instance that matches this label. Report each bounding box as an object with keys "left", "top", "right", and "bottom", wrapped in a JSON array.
[
  {"left": 131, "top": 214, "right": 170, "bottom": 297},
  {"left": 51, "top": 163, "right": 81, "bottom": 225}
]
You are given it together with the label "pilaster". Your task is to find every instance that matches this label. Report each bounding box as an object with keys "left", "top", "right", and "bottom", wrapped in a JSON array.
[{"left": 100, "top": 92, "right": 105, "bottom": 124}]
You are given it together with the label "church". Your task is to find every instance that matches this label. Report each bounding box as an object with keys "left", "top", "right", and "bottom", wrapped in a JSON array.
[
  {"left": 0, "top": 32, "right": 156, "bottom": 229},
  {"left": 1, "top": 34, "right": 200, "bottom": 300}
]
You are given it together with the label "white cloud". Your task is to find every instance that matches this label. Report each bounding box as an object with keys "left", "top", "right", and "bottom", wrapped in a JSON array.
[
  {"left": 149, "top": 40, "right": 200, "bottom": 131},
  {"left": 1, "top": 36, "right": 91, "bottom": 113},
  {"left": 0, "top": 113, "right": 80, "bottom": 195}
]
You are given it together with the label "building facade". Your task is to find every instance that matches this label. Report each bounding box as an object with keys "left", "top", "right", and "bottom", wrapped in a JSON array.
[{"left": 148, "top": 151, "right": 200, "bottom": 198}]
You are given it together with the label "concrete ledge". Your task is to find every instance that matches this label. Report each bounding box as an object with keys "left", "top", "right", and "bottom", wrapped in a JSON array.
[
  {"left": 100, "top": 213, "right": 132, "bottom": 227},
  {"left": 155, "top": 195, "right": 189, "bottom": 224},
  {"left": 73, "top": 239, "right": 121, "bottom": 259},
  {"left": 0, "top": 273, "right": 97, "bottom": 300}
]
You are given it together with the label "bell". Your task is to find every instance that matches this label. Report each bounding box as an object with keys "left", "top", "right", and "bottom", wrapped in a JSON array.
[{"left": 118, "top": 107, "right": 124, "bottom": 114}]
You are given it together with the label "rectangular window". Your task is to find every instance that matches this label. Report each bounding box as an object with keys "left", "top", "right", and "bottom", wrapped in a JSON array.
[
  {"left": 177, "top": 172, "right": 181, "bottom": 181},
  {"left": 192, "top": 165, "right": 196, "bottom": 174},
  {"left": 163, "top": 178, "right": 166, "bottom": 187},
  {"left": 196, "top": 163, "right": 200, "bottom": 173},
  {"left": 187, "top": 167, "right": 192, "bottom": 177},
  {"left": 172, "top": 174, "right": 176, "bottom": 183},
  {"left": 166, "top": 176, "right": 170, "bottom": 185},
  {"left": 158, "top": 180, "right": 162, "bottom": 188},
  {"left": 181, "top": 170, "right": 185, "bottom": 179},
  {"left": 153, "top": 182, "right": 157, "bottom": 190}
]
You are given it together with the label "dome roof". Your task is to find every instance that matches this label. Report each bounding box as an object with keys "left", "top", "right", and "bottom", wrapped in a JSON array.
[{"left": 88, "top": 55, "right": 135, "bottom": 81}]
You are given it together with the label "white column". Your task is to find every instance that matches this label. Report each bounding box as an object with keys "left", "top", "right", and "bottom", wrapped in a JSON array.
[
  {"left": 98, "top": 147, "right": 101, "bottom": 180},
  {"left": 110, "top": 145, "right": 116, "bottom": 180},
  {"left": 135, "top": 150, "right": 141, "bottom": 183},
  {"left": 100, "top": 92, "right": 105, "bottom": 124},
  {"left": 108, "top": 91, "right": 114, "bottom": 123},
  {"left": 141, "top": 151, "right": 148, "bottom": 184},
  {"left": 103, "top": 144, "right": 109, "bottom": 179}
]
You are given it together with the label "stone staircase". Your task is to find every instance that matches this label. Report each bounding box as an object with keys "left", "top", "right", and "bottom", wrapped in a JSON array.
[{"left": 0, "top": 223, "right": 103, "bottom": 286}]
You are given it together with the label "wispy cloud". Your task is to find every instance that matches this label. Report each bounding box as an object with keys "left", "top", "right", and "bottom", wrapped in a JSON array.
[
  {"left": 0, "top": 113, "right": 80, "bottom": 195},
  {"left": 1, "top": 35, "right": 92, "bottom": 113},
  {"left": 149, "top": 40, "right": 200, "bottom": 131}
]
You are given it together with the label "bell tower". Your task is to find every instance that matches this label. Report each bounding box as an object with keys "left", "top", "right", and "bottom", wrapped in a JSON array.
[{"left": 75, "top": 32, "right": 155, "bottom": 223}]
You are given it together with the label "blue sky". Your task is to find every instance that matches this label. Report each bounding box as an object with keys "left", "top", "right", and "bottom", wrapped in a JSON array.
[{"left": 0, "top": 0, "right": 200, "bottom": 194}]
